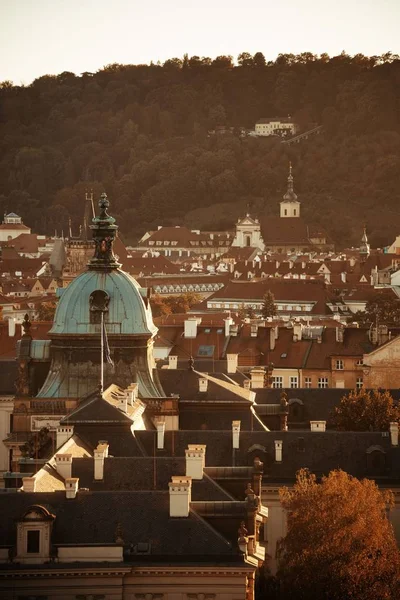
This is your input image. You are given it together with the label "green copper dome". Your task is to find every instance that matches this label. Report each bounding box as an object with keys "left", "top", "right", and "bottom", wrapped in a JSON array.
[{"left": 50, "top": 269, "right": 157, "bottom": 336}]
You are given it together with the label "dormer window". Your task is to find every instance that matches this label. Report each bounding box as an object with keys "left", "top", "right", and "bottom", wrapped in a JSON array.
[
  {"left": 16, "top": 505, "right": 55, "bottom": 564},
  {"left": 89, "top": 290, "right": 109, "bottom": 324}
]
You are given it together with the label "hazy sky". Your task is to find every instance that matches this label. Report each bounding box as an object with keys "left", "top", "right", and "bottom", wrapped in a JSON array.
[{"left": 1, "top": 0, "right": 399, "bottom": 84}]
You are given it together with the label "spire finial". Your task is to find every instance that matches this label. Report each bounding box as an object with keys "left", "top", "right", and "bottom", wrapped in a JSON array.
[{"left": 88, "top": 193, "right": 121, "bottom": 271}]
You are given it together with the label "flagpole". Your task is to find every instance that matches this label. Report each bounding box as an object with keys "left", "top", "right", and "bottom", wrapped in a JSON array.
[{"left": 100, "top": 310, "right": 104, "bottom": 393}]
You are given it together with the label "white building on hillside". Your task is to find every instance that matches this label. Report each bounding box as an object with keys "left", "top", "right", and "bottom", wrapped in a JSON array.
[
  {"left": 255, "top": 117, "right": 297, "bottom": 137},
  {"left": 0, "top": 213, "right": 31, "bottom": 242}
]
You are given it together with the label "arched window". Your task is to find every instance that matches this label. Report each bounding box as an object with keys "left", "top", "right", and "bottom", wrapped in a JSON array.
[{"left": 89, "top": 290, "right": 110, "bottom": 324}]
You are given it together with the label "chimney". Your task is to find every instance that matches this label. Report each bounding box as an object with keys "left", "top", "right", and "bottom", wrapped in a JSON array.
[
  {"left": 199, "top": 376, "right": 208, "bottom": 393},
  {"left": 126, "top": 382, "right": 138, "bottom": 405},
  {"left": 230, "top": 324, "right": 239, "bottom": 336},
  {"left": 119, "top": 393, "right": 128, "bottom": 414},
  {"left": 336, "top": 327, "right": 344, "bottom": 343},
  {"left": 243, "top": 379, "right": 251, "bottom": 390},
  {"left": 55, "top": 454, "right": 72, "bottom": 479},
  {"left": 168, "top": 355, "right": 178, "bottom": 370},
  {"left": 270, "top": 327, "right": 276, "bottom": 351},
  {"left": 250, "top": 368, "right": 265, "bottom": 389},
  {"left": 156, "top": 421, "right": 166, "bottom": 449},
  {"left": 293, "top": 323, "right": 302, "bottom": 342},
  {"left": 274, "top": 440, "right": 283, "bottom": 462},
  {"left": 250, "top": 324, "right": 258, "bottom": 337},
  {"left": 224, "top": 316, "right": 234, "bottom": 337},
  {"left": 8, "top": 318, "right": 16, "bottom": 337},
  {"left": 22, "top": 477, "right": 36, "bottom": 492},
  {"left": 227, "top": 353, "right": 238, "bottom": 374},
  {"left": 310, "top": 421, "right": 326, "bottom": 432},
  {"left": 56, "top": 425, "right": 74, "bottom": 449},
  {"left": 169, "top": 476, "right": 192, "bottom": 517},
  {"left": 341, "top": 272, "right": 347, "bottom": 283},
  {"left": 390, "top": 422, "right": 399, "bottom": 447},
  {"left": 232, "top": 420, "right": 241, "bottom": 449},
  {"left": 65, "top": 477, "right": 79, "bottom": 499},
  {"left": 94, "top": 443, "right": 108, "bottom": 480},
  {"left": 185, "top": 444, "right": 206, "bottom": 480},
  {"left": 184, "top": 317, "right": 198, "bottom": 338}
]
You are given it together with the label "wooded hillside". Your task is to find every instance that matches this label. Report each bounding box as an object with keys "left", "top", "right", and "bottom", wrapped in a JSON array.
[{"left": 1, "top": 52, "right": 399, "bottom": 246}]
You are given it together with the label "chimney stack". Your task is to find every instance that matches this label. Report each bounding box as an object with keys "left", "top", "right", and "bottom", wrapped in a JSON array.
[
  {"left": 185, "top": 444, "right": 206, "bottom": 480},
  {"left": 184, "top": 318, "right": 198, "bottom": 338},
  {"left": 8, "top": 318, "right": 16, "bottom": 337},
  {"left": 227, "top": 353, "right": 238, "bottom": 374},
  {"left": 224, "top": 316, "right": 234, "bottom": 337},
  {"left": 336, "top": 327, "right": 344, "bottom": 343},
  {"left": 390, "top": 422, "right": 399, "bottom": 447},
  {"left": 65, "top": 477, "right": 79, "bottom": 499},
  {"left": 56, "top": 425, "right": 74, "bottom": 449},
  {"left": 310, "top": 421, "right": 326, "bottom": 432},
  {"left": 270, "top": 327, "right": 276, "bottom": 351},
  {"left": 168, "top": 355, "right": 178, "bottom": 370},
  {"left": 55, "top": 454, "right": 72, "bottom": 479},
  {"left": 250, "top": 324, "right": 258, "bottom": 338},
  {"left": 94, "top": 442, "right": 109, "bottom": 480},
  {"left": 22, "top": 477, "right": 36, "bottom": 492},
  {"left": 274, "top": 440, "right": 283, "bottom": 462},
  {"left": 199, "top": 376, "right": 208, "bottom": 393},
  {"left": 232, "top": 420, "right": 241, "bottom": 449},
  {"left": 156, "top": 421, "right": 166, "bottom": 449},
  {"left": 169, "top": 476, "right": 192, "bottom": 517},
  {"left": 243, "top": 379, "right": 251, "bottom": 390},
  {"left": 250, "top": 368, "right": 265, "bottom": 389},
  {"left": 293, "top": 323, "right": 302, "bottom": 342}
]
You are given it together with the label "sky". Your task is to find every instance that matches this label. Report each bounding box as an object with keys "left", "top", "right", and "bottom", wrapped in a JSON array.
[{"left": 1, "top": 0, "right": 399, "bottom": 84}]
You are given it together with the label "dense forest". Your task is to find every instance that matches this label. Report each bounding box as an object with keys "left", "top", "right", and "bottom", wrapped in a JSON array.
[{"left": 1, "top": 51, "right": 400, "bottom": 247}]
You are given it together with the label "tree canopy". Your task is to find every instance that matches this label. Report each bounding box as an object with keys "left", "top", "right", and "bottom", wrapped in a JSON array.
[
  {"left": 1, "top": 52, "right": 400, "bottom": 246},
  {"left": 332, "top": 388, "right": 399, "bottom": 431},
  {"left": 355, "top": 292, "right": 400, "bottom": 326},
  {"left": 277, "top": 469, "right": 400, "bottom": 600},
  {"left": 261, "top": 290, "right": 277, "bottom": 318}
]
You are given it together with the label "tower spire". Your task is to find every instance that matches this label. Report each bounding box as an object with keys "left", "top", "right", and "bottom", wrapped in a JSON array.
[
  {"left": 360, "top": 224, "right": 370, "bottom": 261},
  {"left": 283, "top": 162, "right": 297, "bottom": 201}
]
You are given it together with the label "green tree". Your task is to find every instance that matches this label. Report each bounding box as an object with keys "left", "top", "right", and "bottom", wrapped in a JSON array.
[
  {"left": 278, "top": 469, "right": 400, "bottom": 600},
  {"left": 355, "top": 292, "right": 400, "bottom": 326},
  {"left": 261, "top": 291, "right": 276, "bottom": 318},
  {"left": 332, "top": 388, "right": 399, "bottom": 431}
]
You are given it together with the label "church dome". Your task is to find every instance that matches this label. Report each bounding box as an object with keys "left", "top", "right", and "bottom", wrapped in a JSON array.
[
  {"left": 50, "top": 269, "right": 156, "bottom": 337},
  {"left": 50, "top": 192, "right": 157, "bottom": 338}
]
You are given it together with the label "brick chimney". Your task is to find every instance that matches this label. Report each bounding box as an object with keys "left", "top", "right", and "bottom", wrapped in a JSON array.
[
  {"left": 65, "top": 477, "right": 79, "bottom": 499},
  {"left": 224, "top": 316, "right": 234, "bottom": 337},
  {"left": 274, "top": 440, "right": 283, "bottom": 462},
  {"left": 169, "top": 476, "right": 192, "bottom": 517},
  {"left": 22, "top": 477, "right": 36, "bottom": 492},
  {"left": 56, "top": 425, "right": 74, "bottom": 449},
  {"left": 185, "top": 445, "right": 206, "bottom": 480},
  {"left": 310, "top": 421, "right": 326, "bottom": 432},
  {"left": 232, "top": 420, "right": 241, "bottom": 449},
  {"left": 55, "top": 454, "right": 72, "bottom": 479},
  {"left": 390, "top": 422, "right": 399, "bottom": 447},
  {"left": 168, "top": 355, "right": 178, "bottom": 370},
  {"left": 293, "top": 323, "right": 302, "bottom": 342},
  {"left": 227, "top": 353, "right": 238, "bottom": 374}
]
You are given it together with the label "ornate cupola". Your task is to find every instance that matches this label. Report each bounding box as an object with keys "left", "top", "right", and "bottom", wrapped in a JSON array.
[
  {"left": 280, "top": 163, "right": 301, "bottom": 218},
  {"left": 359, "top": 226, "right": 370, "bottom": 261},
  {"left": 36, "top": 193, "right": 164, "bottom": 400}
]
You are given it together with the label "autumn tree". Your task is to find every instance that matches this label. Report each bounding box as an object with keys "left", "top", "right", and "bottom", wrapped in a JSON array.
[
  {"left": 150, "top": 293, "right": 201, "bottom": 317},
  {"left": 36, "top": 301, "right": 58, "bottom": 322},
  {"left": 277, "top": 469, "right": 400, "bottom": 600},
  {"left": 261, "top": 291, "right": 276, "bottom": 319},
  {"left": 333, "top": 388, "right": 399, "bottom": 431}
]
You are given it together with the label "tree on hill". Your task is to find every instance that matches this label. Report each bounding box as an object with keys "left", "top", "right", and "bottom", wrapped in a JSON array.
[
  {"left": 261, "top": 291, "right": 276, "bottom": 318},
  {"left": 332, "top": 388, "right": 399, "bottom": 431},
  {"left": 277, "top": 469, "right": 400, "bottom": 600}
]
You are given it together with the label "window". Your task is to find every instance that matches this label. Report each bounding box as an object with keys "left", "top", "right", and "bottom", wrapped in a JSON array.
[
  {"left": 272, "top": 376, "right": 283, "bottom": 389},
  {"left": 356, "top": 377, "right": 363, "bottom": 389},
  {"left": 290, "top": 376, "right": 298, "bottom": 388},
  {"left": 304, "top": 377, "right": 312, "bottom": 388},
  {"left": 27, "top": 530, "right": 40, "bottom": 553},
  {"left": 356, "top": 359, "right": 363, "bottom": 366},
  {"left": 336, "top": 360, "right": 344, "bottom": 370},
  {"left": 318, "top": 377, "right": 329, "bottom": 389}
]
